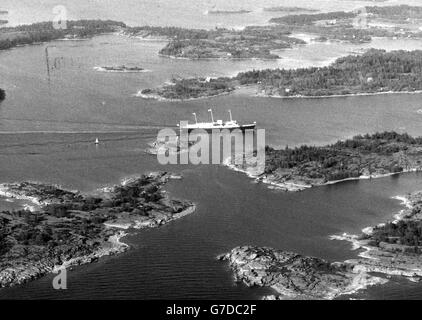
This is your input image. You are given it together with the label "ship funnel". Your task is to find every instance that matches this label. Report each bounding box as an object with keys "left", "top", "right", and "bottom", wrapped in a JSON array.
[{"left": 208, "top": 109, "right": 214, "bottom": 123}]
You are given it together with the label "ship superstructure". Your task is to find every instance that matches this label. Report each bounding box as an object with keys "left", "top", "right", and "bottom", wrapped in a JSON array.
[{"left": 178, "top": 109, "right": 256, "bottom": 132}]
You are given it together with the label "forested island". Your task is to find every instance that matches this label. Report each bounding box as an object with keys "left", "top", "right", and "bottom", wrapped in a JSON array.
[
  {"left": 369, "top": 203, "right": 422, "bottom": 248},
  {"left": 270, "top": 11, "right": 357, "bottom": 25},
  {"left": 2, "top": 5, "right": 421, "bottom": 60},
  {"left": 242, "top": 49, "right": 422, "bottom": 97},
  {"left": 138, "top": 77, "right": 235, "bottom": 101},
  {"left": 227, "top": 131, "right": 422, "bottom": 191},
  {"left": 220, "top": 190, "right": 422, "bottom": 299},
  {"left": 139, "top": 49, "right": 422, "bottom": 100},
  {"left": 365, "top": 5, "right": 422, "bottom": 21},
  {"left": 334, "top": 190, "right": 422, "bottom": 279},
  {"left": 0, "top": 20, "right": 126, "bottom": 51},
  {"left": 221, "top": 150, "right": 422, "bottom": 299},
  {"left": 125, "top": 5, "right": 422, "bottom": 61},
  {"left": 0, "top": 172, "right": 195, "bottom": 288},
  {"left": 0, "top": 88, "right": 5, "bottom": 101},
  {"left": 269, "top": 5, "right": 422, "bottom": 43},
  {"left": 126, "top": 25, "right": 305, "bottom": 59}
]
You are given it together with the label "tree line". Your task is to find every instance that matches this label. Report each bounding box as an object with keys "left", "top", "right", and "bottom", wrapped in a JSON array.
[
  {"left": 0, "top": 20, "right": 126, "bottom": 51},
  {"left": 236, "top": 49, "right": 422, "bottom": 96},
  {"left": 269, "top": 11, "right": 356, "bottom": 25},
  {"left": 264, "top": 131, "right": 421, "bottom": 181}
]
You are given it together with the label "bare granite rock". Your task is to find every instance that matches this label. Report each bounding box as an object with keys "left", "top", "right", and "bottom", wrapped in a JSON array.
[
  {"left": 0, "top": 172, "right": 195, "bottom": 288},
  {"left": 332, "top": 190, "right": 422, "bottom": 280},
  {"left": 219, "top": 246, "right": 386, "bottom": 300}
]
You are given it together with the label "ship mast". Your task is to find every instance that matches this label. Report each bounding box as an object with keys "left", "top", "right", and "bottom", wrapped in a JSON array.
[
  {"left": 192, "top": 112, "right": 198, "bottom": 124},
  {"left": 208, "top": 109, "right": 214, "bottom": 123},
  {"left": 228, "top": 109, "right": 233, "bottom": 122}
]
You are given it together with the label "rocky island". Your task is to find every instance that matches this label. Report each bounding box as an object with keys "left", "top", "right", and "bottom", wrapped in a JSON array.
[
  {"left": 126, "top": 25, "right": 305, "bottom": 60},
  {"left": 220, "top": 132, "right": 422, "bottom": 299},
  {"left": 220, "top": 189, "right": 422, "bottom": 299},
  {"left": 140, "top": 49, "right": 422, "bottom": 100},
  {"left": 218, "top": 246, "right": 386, "bottom": 300},
  {"left": 145, "top": 136, "right": 197, "bottom": 155},
  {"left": 365, "top": 5, "right": 422, "bottom": 25},
  {"left": 3, "top": 5, "right": 421, "bottom": 62},
  {"left": 0, "top": 20, "right": 126, "bottom": 51},
  {"left": 94, "top": 65, "right": 147, "bottom": 73},
  {"left": 269, "top": 5, "right": 422, "bottom": 43},
  {"left": 0, "top": 172, "right": 195, "bottom": 288},
  {"left": 332, "top": 190, "right": 422, "bottom": 279},
  {"left": 138, "top": 77, "right": 235, "bottom": 101},
  {"left": 242, "top": 49, "right": 422, "bottom": 98},
  {"left": 126, "top": 5, "right": 422, "bottom": 62},
  {"left": 226, "top": 132, "right": 422, "bottom": 191}
]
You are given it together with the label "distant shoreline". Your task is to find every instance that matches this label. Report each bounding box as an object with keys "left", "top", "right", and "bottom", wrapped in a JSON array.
[
  {"left": 255, "top": 89, "right": 422, "bottom": 100},
  {"left": 157, "top": 53, "right": 280, "bottom": 61},
  {"left": 135, "top": 90, "right": 234, "bottom": 102},
  {"left": 93, "top": 66, "right": 151, "bottom": 73}
]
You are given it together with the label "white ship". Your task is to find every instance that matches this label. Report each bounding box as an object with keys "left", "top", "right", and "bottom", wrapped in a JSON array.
[{"left": 178, "top": 109, "right": 256, "bottom": 132}]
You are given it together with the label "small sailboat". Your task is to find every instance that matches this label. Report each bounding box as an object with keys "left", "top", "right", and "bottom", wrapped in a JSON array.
[{"left": 95, "top": 138, "right": 99, "bottom": 145}]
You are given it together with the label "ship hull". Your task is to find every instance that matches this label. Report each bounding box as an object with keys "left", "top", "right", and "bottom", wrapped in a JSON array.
[{"left": 182, "top": 124, "right": 256, "bottom": 133}]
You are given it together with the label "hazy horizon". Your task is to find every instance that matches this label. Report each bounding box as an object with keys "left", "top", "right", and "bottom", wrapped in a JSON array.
[{"left": 2, "top": 0, "right": 422, "bottom": 29}]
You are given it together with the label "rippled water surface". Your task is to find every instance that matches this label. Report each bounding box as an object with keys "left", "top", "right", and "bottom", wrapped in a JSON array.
[{"left": 1, "top": 1, "right": 422, "bottom": 299}]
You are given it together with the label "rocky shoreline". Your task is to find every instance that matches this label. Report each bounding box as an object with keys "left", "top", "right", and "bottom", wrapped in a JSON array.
[
  {"left": 225, "top": 155, "right": 421, "bottom": 193},
  {"left": 219, "top": 190, "right": 422, "bottom": 299},
  {"left": 331, "top": 190, "right": 422, "bottom": 280},
  {"left": 256, "top": 168, "right": 420, "bottom": 192},
  {"left": 255, "top": 89, "right": 422, "bottom": 100},
  {"left": 0, "top": 172, "right": 195, "bottom": 288},
  {"left": 136, "top": 77, "right": 235, "bottom": 102},
  {"left": 140, "top": 50, "right": 422, "bottom": 101},
  {"left": 138, "top": 81, "right": 422, "bottom": 103},
  {"left": 0, "top": 230, "right": 129, "bottom": 288},
  {"left": 224, "top": 132, "right": 422, "bottom": 192},
  {"left": 135, "top": 90, "right": 234, "bottom": 102},
  {"left": 218, "top": 246, "right": 387, "bottom": 300},
  {"left": 144, "top": 137, "right": 198, "bottom": 157}
]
